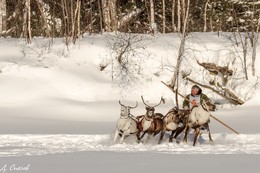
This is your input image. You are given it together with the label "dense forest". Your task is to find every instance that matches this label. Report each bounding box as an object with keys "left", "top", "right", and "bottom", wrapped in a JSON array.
[{"left": 0, "top": 0, "right": 260, "bottom": 44}]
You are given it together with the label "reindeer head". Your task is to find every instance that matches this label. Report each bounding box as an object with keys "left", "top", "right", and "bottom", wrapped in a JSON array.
[
  {"left": 202, "top": 100, "right": 216, "bottom": 112},
  {"left": 119, "top": 100, "right": 138, "bottom": 118},
  {"left": 141, "top": 96, "right": 164, "bottom": 119}
]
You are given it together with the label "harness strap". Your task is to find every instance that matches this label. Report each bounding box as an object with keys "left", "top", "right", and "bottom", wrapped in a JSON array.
[{"left": 201, "top": 103, "right": 208, "bottom": 111}]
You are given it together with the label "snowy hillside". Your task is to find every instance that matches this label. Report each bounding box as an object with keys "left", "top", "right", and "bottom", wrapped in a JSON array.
[
  {"left": 0, "top": 33, "right": 260, "bottom": 173},
  {"left": 0, "top": 33, "right": 259, "bottom": 123},
  {"left": 0, "top": 32, "right": 259, "bottom": 144}
]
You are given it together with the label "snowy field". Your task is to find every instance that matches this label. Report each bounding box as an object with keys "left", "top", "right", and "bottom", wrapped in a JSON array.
[{"left": 0, "top": 33, "right": 260, "bottom": 172}]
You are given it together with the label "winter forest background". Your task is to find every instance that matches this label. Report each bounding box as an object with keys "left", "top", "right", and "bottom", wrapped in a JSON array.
[{"left": 0, "top": 0, "right": 260, "bottom": 39}]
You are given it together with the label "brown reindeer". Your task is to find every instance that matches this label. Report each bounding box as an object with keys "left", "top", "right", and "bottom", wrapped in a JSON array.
[
  {"left": 158, "top": 107, "right": 189, "bottom": 144},
  {"left": 137, "top": 96, "right": 164, "bottom": 143}
]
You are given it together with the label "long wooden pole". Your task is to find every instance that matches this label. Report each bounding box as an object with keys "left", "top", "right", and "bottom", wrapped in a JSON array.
[{"left": 161, "top": 81, "right": 239, "bottom": 134}]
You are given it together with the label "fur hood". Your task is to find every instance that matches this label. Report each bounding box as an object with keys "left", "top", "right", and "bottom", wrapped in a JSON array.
[{"left": 192, "top": 85, "right": 202, "bottom": 95}]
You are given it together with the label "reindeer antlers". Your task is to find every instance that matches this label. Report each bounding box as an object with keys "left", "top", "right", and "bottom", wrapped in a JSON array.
[
  {"left": 119, "top": 100, "right": 124, "bottom": 106},
  {"left": 119, "top": 100, "right": 138, "bottom": 109},
  {"left": 141, "top": 95, "right": 164, "bottom": 108},
  {"left": 129, "top": 102, "right": 138, "bottom": 109},
  {"left": 119, "top": 96, "right": 164, "bottom": 109}
]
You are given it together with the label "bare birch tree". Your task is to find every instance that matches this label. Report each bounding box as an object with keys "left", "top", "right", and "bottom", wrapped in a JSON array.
[
  {"left": 150, "top": 0, "right": 157, "bottom": 33},
  {"left": 110, "top": 0, "right": 118, "bottom": 32},
  {"left": 102, "top": 0, "right": 111, "bottom": 32},
  {"left": 171, "top": 0, "right": 176, "bottom": 32},
  {"left": 71, "top": 0, "right": 75, "bottom": 41},
  {"left": 98, "top": 0, "right": 103, "bottom": 33},
  {"left": 22, "top": 0, "right": 32, "bottom": 43},
  {"left": 182, "top": 0, "right": 190, "bottom": 33},
  {"left": 170, "top": 0, "right": 190, "bottom": 91},
  {"left": 203, "top": 0, "right": 210, "bottom": 32},
  {"left": 0, "top": 0, "right": 2, "bottom": 35},
  {"left": 162, "top": 0, "right": 166, "bottom": 33},
  {"left": 0, "top": 0, "right": 7, "bottom": 36},
  {"left": 27, "top": 0, "right": 32, "bottom": 43},
  {"left": 72, "top": 0, "right": 81, "bottom": 44},
  {"left": 252, "top": 17, "right": 260, "bottom": 77},
  {"left": 77, "top": 0, "right": 81, "bottom": 40},
  {"left": 176, "top": 0, "right": 181, "bottom": 32},
  {"left": 61, "top": 0, "right": 69, "bottom": 46}
]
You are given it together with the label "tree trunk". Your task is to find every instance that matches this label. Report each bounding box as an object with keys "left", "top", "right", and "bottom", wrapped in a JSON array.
[
  {"left": 177, "top": 0, "right": 181, "bottom": 32},
  {"left": 22, "top": 1, "right": 27, "bottom": 38},
  {"left": 170, "top": 0, "right": 190, "bottom": 88},
  {"left": 170, "top": 35, "right": 185, "bottom": 88},
  {"left": 243, "top": 35, "right": 248, "bottom": 80},
  {"left": 71, "top": 0, "right": 75, "bottom": 39},
  {"left": 61, "top": 0, "right": 69, "bottom": 46},
  {"left": 0, "top": 0, "right": 7, "bottom": 36},
  {"left": 35, "top": 0, "right": 51, "bottom": 37},
  {"left": 150, "top": 0, "right": 156, "bottom": 33},
  {"left": 209, "top": 3, "right": 213, "bottom": 32},
  {"left": 181, "top": 0, "right": 185, "bottom": 33},
  {"left": 98, "top": 0, "right": 103, "bottom": 33},
  {"left": 162, "top": 0, "right": 166, "bottom": 33},
  {"left": 110, "top": 0, "right": 117, "bottom": 32},
  {"left": 72, "top": 0, "right": 81, "bottom": 44},
  {"left": 51, "top": 0, "right": 55, "bottom": 41},
  {"left": 171, "top": 0, "right": 175, "bottom": 32},
  {"left": 22, "top": 0, "right": 32, "bottom": 43},
  {"left": 77, "top": 0, "right": 81, "bottom": 40},
  {"left": 0, "top": 0, "right": 2, "bottom": 34},
  {"left": 237, "top": 31, "right": 249, "bottom": 80},
  {"left": 182, "top": 0, "right": 190, "bottom": 34},
  {"left": 203, "top": 0, "right": 210, "bottom": 32},
  {"left": 102, "top": 0, "right": 110, "bottom": 32},
  {"left": 252, "top": 17, "right": 260, "bottom": 77},
  {"left": 27, "top": 0, "right": 32, "bottom": 43}
]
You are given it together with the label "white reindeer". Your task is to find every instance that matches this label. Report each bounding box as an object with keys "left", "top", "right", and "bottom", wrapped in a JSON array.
[
  {"left": 183, "top": 100, "right": 216, "bottom": 146},
  {"left": 114, "top": 101, "right": 138, "bottom": 144}
]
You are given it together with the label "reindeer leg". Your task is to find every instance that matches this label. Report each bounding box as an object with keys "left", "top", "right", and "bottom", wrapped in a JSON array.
[
  {"left": 158, "top": 129, "right": 166, "bottom": 144},
  {"left": 183, "top": 125, "right": 189, "bottom": 143},
  {"left": 140, "top": 131, "right": 147, "bottom": 139},
  {"left": 114, "top": 130, "right": 119, "bottom": 143},
  {"left": 172, "top": 126, "right": 186, "bottom": 143},
  {"left": 193, "top": 128, "right": 200, "bottom": 146},
  {"left": 206, "top": 123, "right": 213, "bottom": 142},
  {"left": 136, "top": 129, "right": 141, "bottom": 143},
  {"left": 153, "top": 130, "right": 161, "bottom": 137},
  {"left": 120, "top": 133, "right": 125, "bottom": 144},
  {"left": 169, "top": 129, "right": 176, "bottom": 143}
]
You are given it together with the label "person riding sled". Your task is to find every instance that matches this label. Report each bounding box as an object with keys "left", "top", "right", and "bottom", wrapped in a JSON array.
[{"left": 183, "top": 85, "right": 211, "bottom": 110}]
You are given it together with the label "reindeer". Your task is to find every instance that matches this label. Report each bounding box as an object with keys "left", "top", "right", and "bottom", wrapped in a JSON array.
[
  {"left": 183, "top": 100, "right": 216, "bottom": 146},
  {"left": 137, "top": 96, "right": 164, "bottom": 143},
  {"left": 158, "top": 107, "right": 189, "bottom": 144},
  {"left": 114, "top": 101, "right": 138, "bottom": 144}
]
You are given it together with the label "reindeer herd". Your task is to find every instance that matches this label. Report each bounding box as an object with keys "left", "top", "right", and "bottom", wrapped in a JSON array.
[{"left": 114, "top": 96, "right": 216, "bottom": 146}]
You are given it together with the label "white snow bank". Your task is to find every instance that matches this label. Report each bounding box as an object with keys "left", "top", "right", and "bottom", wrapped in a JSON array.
[{"left": 1, "top": 133, "right": 260, "bottom": 157}]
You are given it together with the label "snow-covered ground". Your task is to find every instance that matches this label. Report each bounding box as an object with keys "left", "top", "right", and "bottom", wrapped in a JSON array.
[{"left": 0, "top": 33, "right": 260, "bottom": 172}]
